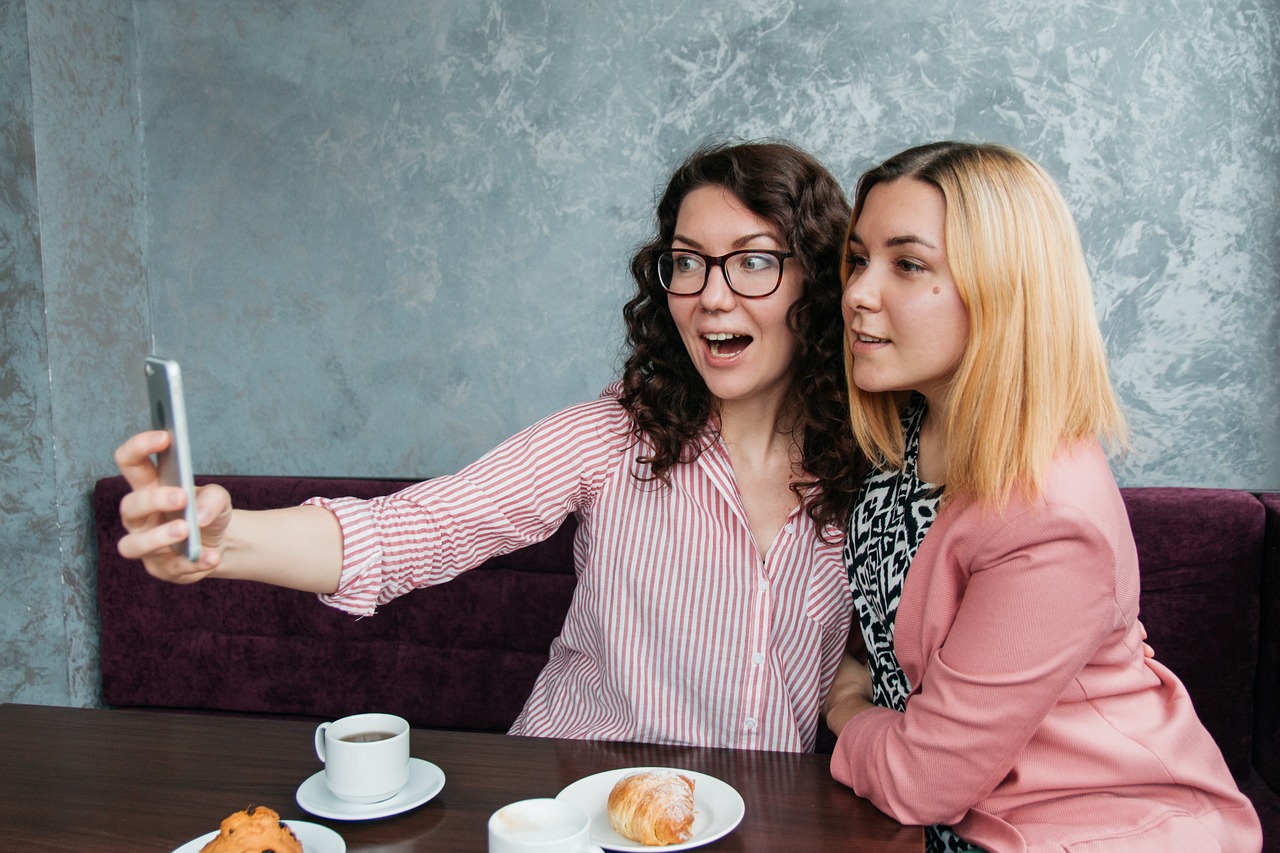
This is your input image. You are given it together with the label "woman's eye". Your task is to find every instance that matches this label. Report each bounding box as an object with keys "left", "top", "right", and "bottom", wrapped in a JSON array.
[
  {"left": 896, "top": 259, "right": 924, "bottom": 273},
  {"left": 674, "top": 254, "right": 702, "bottom": 273},
  {"left": 846, "top": 254, "right": 868, "bottom": 270},
  {"left": 739, "top": 253, "right": 778, "bottom": 273}
]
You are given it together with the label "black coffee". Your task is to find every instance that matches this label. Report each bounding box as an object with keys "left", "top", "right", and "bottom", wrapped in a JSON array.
[{"left": 339, "top": 730, "right": 397, "bottom": 743}]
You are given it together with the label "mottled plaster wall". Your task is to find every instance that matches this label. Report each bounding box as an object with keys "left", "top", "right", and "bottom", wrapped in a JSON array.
[
  {"left": 8, "top": 0, "right": 150, "bottom": 706},
  {"left": 3, "top": 0, "right": 1278, "bottom": 706},
  {"left": 0, "top": 0, "right": 65, "bottom": 703},
  {"left": 136, "top": 0, "right": 1280, "bottom": 488}
]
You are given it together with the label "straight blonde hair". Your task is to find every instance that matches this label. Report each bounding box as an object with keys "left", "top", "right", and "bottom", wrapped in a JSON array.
[{"left": 843, "top": 142, "right": 1127, "bottom": 505}]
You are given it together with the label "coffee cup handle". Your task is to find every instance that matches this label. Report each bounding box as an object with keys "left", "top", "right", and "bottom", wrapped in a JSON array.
[{"left": 314, "top": 722, "right": 331, "bottom": 763}]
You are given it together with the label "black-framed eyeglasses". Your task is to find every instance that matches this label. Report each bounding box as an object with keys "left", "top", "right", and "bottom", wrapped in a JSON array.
[{"left": 657, "top": 248, "right": 794, "bottom": 298}]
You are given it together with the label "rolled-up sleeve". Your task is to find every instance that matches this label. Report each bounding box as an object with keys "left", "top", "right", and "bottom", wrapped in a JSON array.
[{"left": 305, "top": 396, "right": 632, "bottom": 616}]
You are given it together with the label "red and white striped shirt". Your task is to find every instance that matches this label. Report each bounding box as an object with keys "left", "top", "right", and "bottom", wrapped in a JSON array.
[{"left": 309, "top": 391, "right": 851, "bottom": 752}]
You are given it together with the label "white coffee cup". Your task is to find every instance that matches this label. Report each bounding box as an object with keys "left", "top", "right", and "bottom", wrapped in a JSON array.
[
  {"left": 488, "top": 798, "right": 604, "bottom": 853},
  {"left": 313, "top": 712, "right": 410, "bottom": 804}
]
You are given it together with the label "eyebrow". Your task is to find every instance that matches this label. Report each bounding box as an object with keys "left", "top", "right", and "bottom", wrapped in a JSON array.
[
  {"left": 847, "top": 231, "right": 938, "bottom": 250},
  {"left": 672, "top": 231, "right": 783, "bottom": 250}
]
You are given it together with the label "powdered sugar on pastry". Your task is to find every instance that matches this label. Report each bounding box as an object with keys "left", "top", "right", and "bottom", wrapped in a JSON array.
[{"left": 607, "top": 769, "right": 696, "bottom": 846}]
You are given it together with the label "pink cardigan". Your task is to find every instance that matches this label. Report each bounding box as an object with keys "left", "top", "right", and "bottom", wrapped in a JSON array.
[{"left": 831, "top": 442, "right": 1262, "bottom": 852}]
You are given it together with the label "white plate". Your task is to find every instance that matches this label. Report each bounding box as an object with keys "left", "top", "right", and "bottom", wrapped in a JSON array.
[
  {"left": 296, "top": 757, "right": 446, "bottom": 821},
  {"left": 171, "top": 819, "right": 345, "bottom": 853},
  {"left": 556, "top": 766, "right": 745, "bottom": 852}
]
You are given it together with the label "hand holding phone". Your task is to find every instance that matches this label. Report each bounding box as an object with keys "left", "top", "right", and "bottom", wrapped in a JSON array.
[{"left": 144, "top": 357, "right": 201, "bottom": 561}]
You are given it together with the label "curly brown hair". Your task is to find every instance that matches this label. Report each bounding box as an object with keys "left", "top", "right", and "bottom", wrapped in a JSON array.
[{"left": 619, "top": 139, "right": 863, "bottom": 531}]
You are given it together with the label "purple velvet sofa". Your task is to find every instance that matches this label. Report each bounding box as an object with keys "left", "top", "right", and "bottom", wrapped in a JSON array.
[{"left": 93, "top": 476, "right": 1280, "bottom": 847}]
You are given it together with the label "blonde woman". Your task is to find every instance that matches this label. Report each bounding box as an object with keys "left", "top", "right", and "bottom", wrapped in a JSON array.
[{"left": 822, "top": 141, "right": 1261, "bottom": 851}]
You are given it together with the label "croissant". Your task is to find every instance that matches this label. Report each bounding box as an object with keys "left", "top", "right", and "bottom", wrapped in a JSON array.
[{"left": 607, "top": 770, "right": 696, "bottom": 846}]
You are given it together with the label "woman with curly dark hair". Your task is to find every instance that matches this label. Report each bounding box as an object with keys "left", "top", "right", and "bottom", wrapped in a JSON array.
[
  {"left": 620, "top": 140, "right": 860, "bottom": 532},
  {"left": 114, "top": 140, "right": 862, "bottom": 753}
]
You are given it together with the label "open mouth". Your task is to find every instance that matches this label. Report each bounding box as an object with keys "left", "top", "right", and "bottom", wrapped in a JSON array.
[
  {"left": 705, "top": 332, "right": 752, "bottom": 357},
  {"left": 856, "top": 334, "right": 889, "bottom": 344}
]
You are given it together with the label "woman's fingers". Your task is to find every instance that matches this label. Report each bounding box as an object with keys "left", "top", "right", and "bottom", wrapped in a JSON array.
[
  {"left": 118, "top": 481, "right": 185, "bottom": 531},
  {"left": 194, "top": 484, "right": 231, "bottom": 529},
  {"left": 114, "top": 431, "right": 231, "bottom": 584},
  {"left": 116, "top": 517, "right": 191, "bottom": 561},
  {"left": 114, "top": 431, "right": 168, "bottom": 489}
]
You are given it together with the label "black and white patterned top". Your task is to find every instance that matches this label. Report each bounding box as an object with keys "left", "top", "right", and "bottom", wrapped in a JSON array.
[{"left": 844, "top": 395, "right": 983, "bottom": 853}]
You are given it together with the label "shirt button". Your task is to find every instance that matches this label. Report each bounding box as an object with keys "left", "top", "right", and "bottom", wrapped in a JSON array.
[
  {"left": 784, "top": 522, "right": 795, "bottom": 534},
  {"left": 757, "top": 579, "right": 769, "bottom": 592},
  {"left": 752, "top": 652, "right": 764, "bottom": 665},
  {"left": 744, "top": 718, "right": 758, "bottom": 731}
]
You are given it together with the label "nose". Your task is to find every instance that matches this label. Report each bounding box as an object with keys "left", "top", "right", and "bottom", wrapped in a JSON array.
[
  {"left": 842, "top": 266, "right": 880, "bottom": 315},
  {"left": 697, "top": 262, "right": 737, "bottom": 312}
]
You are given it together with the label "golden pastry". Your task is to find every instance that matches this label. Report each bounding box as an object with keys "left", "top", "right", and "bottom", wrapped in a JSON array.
[
  {"left": 198, "top": 804, "right": 302, "bottom": 853},
  {"left": 607, "top": 770, "right": 696, "bottom": 846}
]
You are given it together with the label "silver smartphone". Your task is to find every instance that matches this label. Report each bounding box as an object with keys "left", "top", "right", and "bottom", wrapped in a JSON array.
[{"left": 144, "top": 356, "right": 201, "bottom": 561}]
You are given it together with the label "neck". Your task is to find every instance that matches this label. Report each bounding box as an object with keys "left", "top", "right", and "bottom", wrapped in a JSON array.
[
  {"left": 916, "top": 394, "right": 949, "bottom": 486},
  {"left": 717, "top": 392, "right": 796, "bottom": 461}
]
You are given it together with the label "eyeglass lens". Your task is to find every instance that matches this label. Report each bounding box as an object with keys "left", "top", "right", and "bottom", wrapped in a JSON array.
[{"left": 658, "top": 250, "right": 785, "bottom": 297}]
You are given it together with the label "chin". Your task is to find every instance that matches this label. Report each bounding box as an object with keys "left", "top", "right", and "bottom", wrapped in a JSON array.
[
  {"left": 853, "top": 384, "right": 897, "bottom": 397},
  {"left": 850, "top": 370, "right": 894, "bottom": 395}
]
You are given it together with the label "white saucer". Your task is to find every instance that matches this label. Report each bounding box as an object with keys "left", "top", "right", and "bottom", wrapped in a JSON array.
[
  {"left": 557, "top": 766, "right": 745, "bottom": 852},
  {"left": 296, "top": 757, "right": 446, "bottom": 821},
  {"left": 172, "top": 820, "right": 345, "bottom": 853}
]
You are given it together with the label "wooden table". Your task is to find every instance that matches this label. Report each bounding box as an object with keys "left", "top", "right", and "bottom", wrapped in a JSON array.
[{"left": 0, "top": 703, "right": 922, "bottom": 852}]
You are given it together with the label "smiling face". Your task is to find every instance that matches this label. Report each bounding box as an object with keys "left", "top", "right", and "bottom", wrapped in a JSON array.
[
  {"left": 666, "top": 185, "right": 804, "bottom": 413},
  {"left": 842, "top": 178, "right": 970, "bottom": 411}
]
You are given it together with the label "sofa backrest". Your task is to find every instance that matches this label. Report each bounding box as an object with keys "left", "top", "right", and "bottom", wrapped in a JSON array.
[
  {"left": 94, "top": 475, "right": 577, "bottom": 731},
  {"left": 1256, "top": 492, "right": 1280, "bottom": 791},
  {"left": 94, "top": 476, "right": 1270, "bottom": 777},
  {"left": 1120, "top": 488, "right": 1264, "bottom": 778}
]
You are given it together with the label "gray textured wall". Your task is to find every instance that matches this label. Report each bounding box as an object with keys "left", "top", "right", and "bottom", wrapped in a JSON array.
[
  {"left": 7, "top": 0, "right": 151, "bottom": 708},
  {"left": 1, "top": 0, "right": 62, "bottom": 702},
  {"left": 4, "top": 0, "right": 1278, "bottom": 707}
]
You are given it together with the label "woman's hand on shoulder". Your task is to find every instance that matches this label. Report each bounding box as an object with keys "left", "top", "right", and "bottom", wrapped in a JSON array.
[{"left": 114, "top": 430, "right": 231, "bottom": 584}]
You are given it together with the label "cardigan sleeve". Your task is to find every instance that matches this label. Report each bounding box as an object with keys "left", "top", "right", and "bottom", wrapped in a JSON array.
[{"left": 830, "top": 499, "right": 1122, "bottom": 826}]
